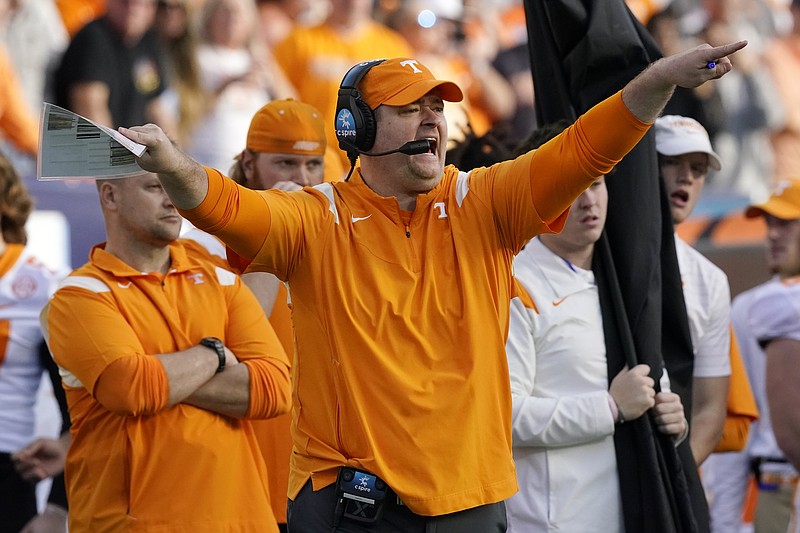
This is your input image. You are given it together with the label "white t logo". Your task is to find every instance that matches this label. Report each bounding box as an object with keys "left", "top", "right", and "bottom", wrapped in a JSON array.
[
  {"left": 434, "top": 202, "right": 448, "bottom": 219},
  {"left": 399, "top": 60, "right": 422, "bottom": 74}
]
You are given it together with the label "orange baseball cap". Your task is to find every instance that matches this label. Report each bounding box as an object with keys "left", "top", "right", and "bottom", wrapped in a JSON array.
[
  {"left": 745, "top": 179, "right": 800, "bottom": 220},
  {"left": 247, "top": 99, "right": 326, "bottom": 155},
  {"left": 359, "top": 58, "right": 463, "bottom": 109}
]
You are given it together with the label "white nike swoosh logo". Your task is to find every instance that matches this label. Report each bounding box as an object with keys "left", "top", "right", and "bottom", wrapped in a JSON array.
[
  {"left": 118, "top": 282, "right": 131, "bottom": 289},
  {"left": 351, "top": 215, "right": 372, "bottom": 223}
]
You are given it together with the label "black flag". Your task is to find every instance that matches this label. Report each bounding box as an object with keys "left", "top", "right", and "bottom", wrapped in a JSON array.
[{"left": 524, "top": 0, "right": 708, "bottom": 531}]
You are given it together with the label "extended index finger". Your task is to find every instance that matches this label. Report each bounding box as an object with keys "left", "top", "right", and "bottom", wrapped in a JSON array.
[{"left": 707, "top": 40, "right": 748, "bottom": 61}]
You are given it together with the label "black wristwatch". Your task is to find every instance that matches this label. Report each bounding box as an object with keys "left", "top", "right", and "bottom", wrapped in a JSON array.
[{"left": 200, "top": 337, "right": 226, "bottom": 373}]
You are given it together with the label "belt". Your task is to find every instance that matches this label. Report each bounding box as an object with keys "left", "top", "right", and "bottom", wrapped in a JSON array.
[
  {"left": 751, "top": 456, "right": 799, "bottom": 490},
  {"left": 759, "top": 472, "right": 799, "bottom": 490}
]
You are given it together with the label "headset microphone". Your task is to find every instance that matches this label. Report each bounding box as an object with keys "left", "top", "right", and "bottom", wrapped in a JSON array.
[
  {"left": 342, "top": 139, "right": 434, "bottom": 181},
  {"left": 361, "top": 139, "right": 433, "bottom": 157}
]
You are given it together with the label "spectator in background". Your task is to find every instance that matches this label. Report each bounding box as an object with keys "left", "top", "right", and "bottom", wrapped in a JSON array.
[
  {"left": 491, "top": 1, "right": 536, "bottom": 141},
  {"left": 154, "top": 0, "right": 205, "bottom": 143},
  {"left": 765, "top": 0, "right": 800, "bottom": 183},
  {"left": 54, "top": 0, "right": 174, "bottom": 132},
  {"left": 704, "top": 180, "right": 800, "bottom": 533},
  {"left": 0, "top": 153, "right": 69, "bottom": 533},
  {"left": 655, "top": 115, "right": 731, "bottom": 466},
  {"left": 273, "top": 0, "right": 412, "bottom": 167},
  {"left": 703, "top": 11, "right": 783, "bottom": 202},
  {"left": 647, "top": 8, "right": 726, "bottom": 139},
  {"left": 184, "top": 0, "right": 295, "bottom": 171},
  {"left": 0, "top": 42, "right": 39, "bottom": 158},
  {"left": 0, "top": 0, "right": 39, "bottom": 158},
  {"left": 386, "top": 0, "right": 515, "bottom": 146},
  {"left": 255, "top": 0, "right": 329, "bottom": 47},
  {"left": 749, "top": 182, "right": 800, "bottom": 533},
  {"left": 0, "top": 0, "right": 69, "bottom": 115}
]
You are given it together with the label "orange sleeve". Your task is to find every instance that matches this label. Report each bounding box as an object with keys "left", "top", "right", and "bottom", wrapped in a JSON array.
[
  {"left": 48, "top": 286, "right": 159, "bottom": 394},
  {"left": 0, "top": 47, "right": 39, "bottom": 155},
  {"left": 179, "top": 166, "right": 322, "bottom": 281},
  {"left": 179, "top": 167, "right": 273, "bottom": 262},
  {"left": 477, "top": 91, "right": 650, "bottom": 254},
  {"left": 715, "top": 416, "right": 752, "bottom": 453},
  {"left": 93, "top": 356, "right": 170, "bottom": 415},
  {"left": 527, "top": 90, "right": 650, "bottom": 223},
  {"left": 714, "top": 329, "right": 759, "bottom": 452},
  {"left": 244, "top": 357, "right": 292, "bottom": 419}
]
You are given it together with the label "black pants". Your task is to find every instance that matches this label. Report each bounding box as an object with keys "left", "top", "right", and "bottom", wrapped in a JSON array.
[
  {"left": 0, "top": 453, "right": 37, "bottom": 533},
  {"left": 287, "top": 479, "right": 506, "bottom": 533}
]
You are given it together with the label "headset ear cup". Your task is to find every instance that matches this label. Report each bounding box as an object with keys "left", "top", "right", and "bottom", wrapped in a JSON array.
[
  {"left": 336, "top": 92, "right": 360, "bottom": 159},
  {"left": 355, "top": 99, "right": 376, "bottom": 153},
  {"left": 335, "top": 58, "right": 385, "bottom": 160}
]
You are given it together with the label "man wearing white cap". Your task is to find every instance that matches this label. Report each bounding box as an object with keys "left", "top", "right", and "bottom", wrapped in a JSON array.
[
  {"left": 655, "top": 114, "right": 731, "bottom": 468},
  {"left": 119, "top": 41, "right": 746, "bottom": 531},
  {"left": 656, "top": 115, "right": 767, "bottom": 533}
]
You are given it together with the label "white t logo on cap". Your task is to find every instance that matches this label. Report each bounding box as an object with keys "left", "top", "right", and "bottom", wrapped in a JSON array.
[{"left": 400, "top": 60, "right": 422, "bottom": 73}]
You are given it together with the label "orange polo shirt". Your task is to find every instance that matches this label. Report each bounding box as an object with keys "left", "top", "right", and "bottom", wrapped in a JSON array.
[
  {"left": 43, "top": 240, "right": 291, "bottom": 532},
  {"left": 182, "top": 91, "right": 649, "bottom": 515}
]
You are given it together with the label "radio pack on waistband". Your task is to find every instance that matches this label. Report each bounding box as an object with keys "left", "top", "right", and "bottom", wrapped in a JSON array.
[{"left": 334, "top": 466, "right": 389, "bottom": 526}]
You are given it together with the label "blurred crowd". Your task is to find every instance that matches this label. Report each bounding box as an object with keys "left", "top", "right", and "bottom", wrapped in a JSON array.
[{"left": 0, "top": 0, "right": 798, "bottom": 261}]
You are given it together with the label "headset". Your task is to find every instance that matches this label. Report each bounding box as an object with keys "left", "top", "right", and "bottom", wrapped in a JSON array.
[{"left": 335, "top": 59, "right": 386, "bottom": 165}]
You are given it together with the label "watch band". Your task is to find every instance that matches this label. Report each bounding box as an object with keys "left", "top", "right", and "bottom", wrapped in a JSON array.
[{"left": 200, "top": 337, "right": 226, "bottom": 373}]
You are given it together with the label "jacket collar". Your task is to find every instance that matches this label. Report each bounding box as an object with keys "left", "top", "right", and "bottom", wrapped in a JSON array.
[
  {"left": 525, "top": 238, "right": 596, "bottom": 299},
  {"left": 348, "top": 166, "right": 447, "bottom": 214}
]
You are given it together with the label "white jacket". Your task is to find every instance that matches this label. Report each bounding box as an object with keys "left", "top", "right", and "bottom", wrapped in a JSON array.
[{"left": 505, "top": 238, "right": 622, "bottom": 533}]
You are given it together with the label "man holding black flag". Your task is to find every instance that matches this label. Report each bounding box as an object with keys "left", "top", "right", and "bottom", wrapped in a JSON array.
[{"left": 524, "top": 1, "right": 728, "bottom": 531}]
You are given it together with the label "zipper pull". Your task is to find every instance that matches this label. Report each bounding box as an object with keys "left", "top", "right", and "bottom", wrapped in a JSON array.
[{"left": 405, "top": 224, "right": 411, "bottom": 238}]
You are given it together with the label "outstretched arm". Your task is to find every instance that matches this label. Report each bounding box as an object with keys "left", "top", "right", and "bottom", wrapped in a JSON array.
[{"left": 621, "top": 41, "right": 747, "bottom": 122}]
